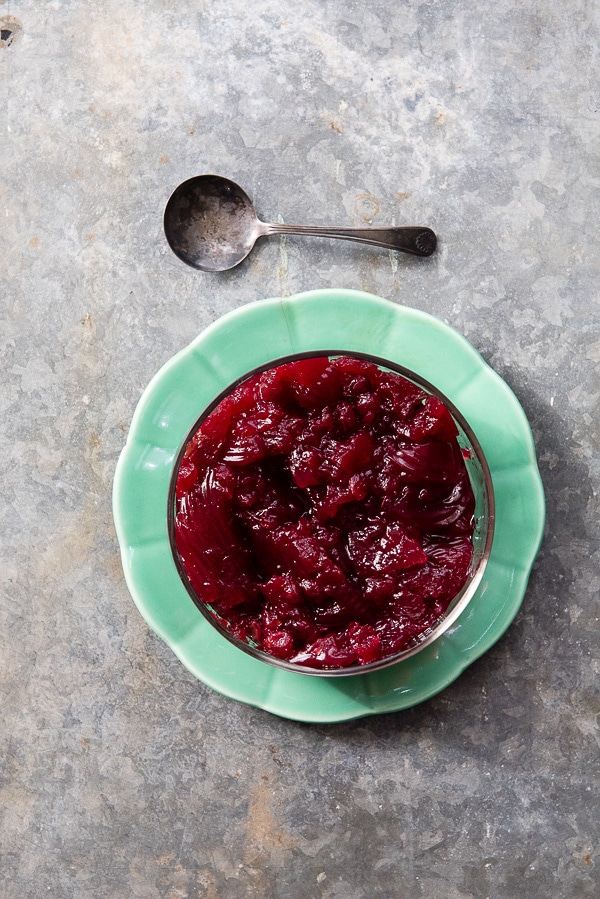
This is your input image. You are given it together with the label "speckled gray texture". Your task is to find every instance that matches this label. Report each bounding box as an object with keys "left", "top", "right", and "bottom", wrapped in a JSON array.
[{"left": 1, "top": 1, "right": 598, "bottom": 897}]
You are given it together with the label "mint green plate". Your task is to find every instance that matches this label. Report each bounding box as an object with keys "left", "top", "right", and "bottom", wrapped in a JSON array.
[{"left": 113, "top": 289, "right": 545, "bottom": 722}]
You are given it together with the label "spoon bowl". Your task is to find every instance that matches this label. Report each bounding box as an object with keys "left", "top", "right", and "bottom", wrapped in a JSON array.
[{"left": 164, "top": 174, "right": 436, "bottom": 272}]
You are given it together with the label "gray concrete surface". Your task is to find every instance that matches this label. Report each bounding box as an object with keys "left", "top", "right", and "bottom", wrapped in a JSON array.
[{"left": 1, "top": 1, "right": 599, "bottom": 897}]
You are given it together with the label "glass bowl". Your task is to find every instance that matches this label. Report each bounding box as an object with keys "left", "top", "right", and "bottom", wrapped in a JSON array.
[{"left": 167, "top": 350, "right": 495, "bottom": 677}]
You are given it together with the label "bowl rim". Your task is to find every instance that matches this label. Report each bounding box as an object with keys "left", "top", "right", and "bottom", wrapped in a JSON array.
[{"left": 167, "top": 348, "right": 496, "bottom": 677}]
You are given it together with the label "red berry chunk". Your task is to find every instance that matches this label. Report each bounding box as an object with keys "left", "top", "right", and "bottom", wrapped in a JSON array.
[{"left": 174, "top": 356, "right": 475, "bottom": 669}]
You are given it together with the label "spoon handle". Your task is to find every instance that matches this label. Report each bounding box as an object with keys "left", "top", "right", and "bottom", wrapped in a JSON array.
[{"left": 263, "top": 223, "right": 436, "bottom": 257}]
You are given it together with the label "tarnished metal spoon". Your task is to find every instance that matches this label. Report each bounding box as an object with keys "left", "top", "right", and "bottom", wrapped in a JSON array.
[{"left": 164, "top": 174, "right": 436, "bottom": 272}]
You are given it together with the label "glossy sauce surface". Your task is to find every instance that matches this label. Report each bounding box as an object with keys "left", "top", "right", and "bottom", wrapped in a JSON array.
[{"left": 174, "top": 357, "right": 475, "bottom": 669}]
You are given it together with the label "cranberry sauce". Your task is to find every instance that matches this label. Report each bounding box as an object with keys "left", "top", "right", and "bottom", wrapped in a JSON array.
[{"left": 174, "top": 356, "right": 476, "bottom": 669}]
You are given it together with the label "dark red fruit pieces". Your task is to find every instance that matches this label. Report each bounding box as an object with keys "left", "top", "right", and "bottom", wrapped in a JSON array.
[{"left": 174, "top": 356, "right": 475, "bottom": 669}]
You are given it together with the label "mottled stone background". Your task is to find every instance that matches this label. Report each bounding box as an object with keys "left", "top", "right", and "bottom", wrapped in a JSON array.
[{"left": 1, "top": 1, "right": 599, "bottom": 897}]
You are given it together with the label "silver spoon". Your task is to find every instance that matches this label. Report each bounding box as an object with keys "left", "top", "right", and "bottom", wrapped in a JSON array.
[{"left": 163, "top": 174, "right": 436, "bottom": 272}]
